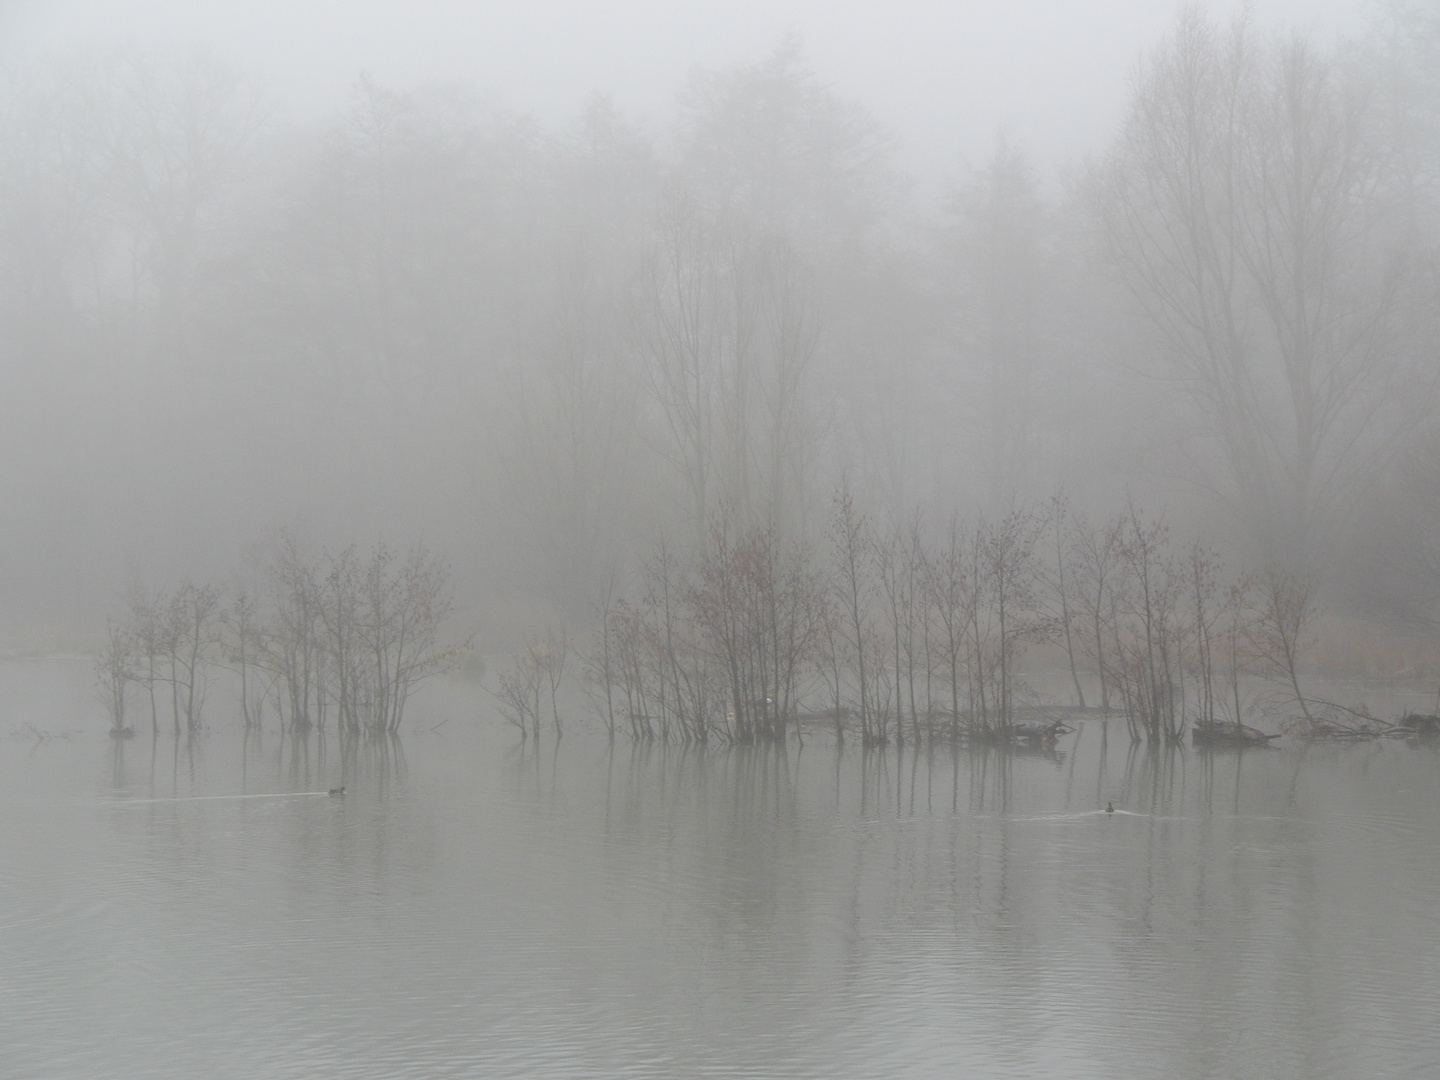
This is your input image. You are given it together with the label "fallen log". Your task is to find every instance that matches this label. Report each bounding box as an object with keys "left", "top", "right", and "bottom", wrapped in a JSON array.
[{"left": 1191, "top": 720, "right": 1280, "bottom": 747}]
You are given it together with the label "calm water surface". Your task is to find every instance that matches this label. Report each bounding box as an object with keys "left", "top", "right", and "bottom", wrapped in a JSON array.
[{"left": 3, "top": 661, "right": 1440, "bottom": 1078}]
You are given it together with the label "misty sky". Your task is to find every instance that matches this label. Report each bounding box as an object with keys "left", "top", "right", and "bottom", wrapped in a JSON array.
[{"left": 1, "top": 0, "right": 1370, "bottom": 193}]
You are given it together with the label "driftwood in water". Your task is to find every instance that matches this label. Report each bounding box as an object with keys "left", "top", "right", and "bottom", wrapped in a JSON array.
[
  {"left": 1395, "top": 714, "right": 1440, "bottom": 737},
  {"left": 1191, "top": 720, "right": 1280, "bottom": 746},
  {"left": 1283, "top": 700, "right": 1407, "bottom": 740},
  {"left": 1010, "top": 721, "right": 1074, "bottom": 744},
  {"left": 1282, "top": 710, "right": 1440, "bottom": 740}
]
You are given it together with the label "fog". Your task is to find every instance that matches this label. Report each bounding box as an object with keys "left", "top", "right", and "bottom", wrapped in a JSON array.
[
  {"left": 0, "top": 0, "right": 1434, "bottom": 675},
  {"left": 8, "top": 7, "right": 1440, "bottom": 1077},
  {"left": 0, "top": 2, "right": 1364, "bottom": 168}
]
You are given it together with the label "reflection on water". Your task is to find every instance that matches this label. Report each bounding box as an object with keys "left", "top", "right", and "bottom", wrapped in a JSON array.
[{"left": 5, "top": 690, "right": 1440, "bottom": 1078}]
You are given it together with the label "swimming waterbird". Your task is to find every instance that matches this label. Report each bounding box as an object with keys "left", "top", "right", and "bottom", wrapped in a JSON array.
[
  {"left": 329, "top": 786, "right": 346, "bottom": 797},
  {"left": 1106, "top": 802, "right": 1114, "bottom": 814}
]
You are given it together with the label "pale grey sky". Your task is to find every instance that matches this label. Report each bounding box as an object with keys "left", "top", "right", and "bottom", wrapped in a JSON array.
[{"left": 0, "top": 0, "right": 1371, "bottom": 192}]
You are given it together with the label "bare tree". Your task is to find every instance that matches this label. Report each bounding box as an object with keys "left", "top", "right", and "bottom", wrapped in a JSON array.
[
  {"left": 949, "top": 138, "right": 1052, "bottom": 511},
  {"left": 977, "top": 511, "right": 1050, "bottom": 735},
  {"left": 583, "top": 575, "right": 624, "bottom": 741},
  {"left": 1070, "top": 513, "right": 1121, "bottom": 715},
  {"left": 264, "top": 536, "right": 326, "bottom": 733},
  {"left": 1108, "top": 509, "right": 1184, "bottom": 744},
  {"left": 319, "top": 546, "right": 364, "bottom": 734},
  {"left": 221, "top": 588, "right": 266, "bottom": 730},
  {"left": 829, "top": 489, "right": 879, "bottom": 742},
  {"left": 502, "top": 98, "right": 651, "bottom": 606},
  {"left": 1102, "top": 12, "right": 1406, "bottom": 567},
  {"left": 1184, "top": 543, "right": 1222, "bottom": 731},
  {"left": 169, "top": 580, "right": 220, "bottom": 734},
  {"left": 80, "top": 48, "right": 269, "bottom": 359},
  {"left": 537, "top": 628, "right": 569, "bottom": 738},
  {"left": 1252, "top": 568, "right": 1319, "bottom": 724},
  {"left": 96, "top": 619, "right": 135, "bottom": 735},
  {"left": 923, "top": 514, "right": 979, "bottom": 740},
  {"left": 496, "top": 638, "right": 547, "bottom": 741},
  {"left": 686, "top": 518, "right": 823, "bottom": 743},
  {"left": 874, "top": 514, "right": 926, "bottom": 742},
  {"left": 1039, "top": 493, "right": 1087, "bottom": 709},
  {"left": 643, "top": 190, "right": 725, "bottom": 545},
  {"left": 357, "top": 543, "right": 460, "bottom": 735},
  {"left": 125, "top": 586, "right": 168, "bottom": 737}
]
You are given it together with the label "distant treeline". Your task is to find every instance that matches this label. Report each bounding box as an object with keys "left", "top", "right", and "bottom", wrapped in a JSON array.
[
  {"left": 498, "top": 494, "right": 1316, "bottom": 747},
  {"left": 98, "top": 538, "right": 460, "bottom": 737},
  {"left": 2, "top": 9, "right": 1437, "bottom": 647}
]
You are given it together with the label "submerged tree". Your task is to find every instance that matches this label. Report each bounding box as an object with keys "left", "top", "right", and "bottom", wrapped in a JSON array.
[
  {"left": 220, "top": 588, "right": 267, "bottom": 730},
  {"left": 354, "top": 543, "right": 461, "bottom": 735},
  {"left": 169, "top": 580, "right": 220, "bottom": 734},
  {"left": 828, "top": 489, "right": 880, "bottom": 742},
  {"left": 496, "top": 629, "right": 568, "bottom": 740},
  {"left": 95, "top": 619, "right": 135, "bottom": 734},
  {"left": 1252, "top": 568, "right": 1319, "bottom": 725},
  {"left": 687, "top": 520, "right": 824, "bottom": 743},
  {"left": 100, "top": 536, "right": 462, "bottom": 736},
  {"left": 264, "top": 537, "right": 326, "bottom": 732}
]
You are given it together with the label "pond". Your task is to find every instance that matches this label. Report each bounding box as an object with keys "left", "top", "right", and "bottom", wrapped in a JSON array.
[{"left": 3, "top": 659, "right": 1440, "bottom": 1079}]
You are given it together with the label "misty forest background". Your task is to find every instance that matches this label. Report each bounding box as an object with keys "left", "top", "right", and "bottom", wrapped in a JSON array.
[{"left": 3, "top": 6, "right": 1440, "bottom": 724}]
